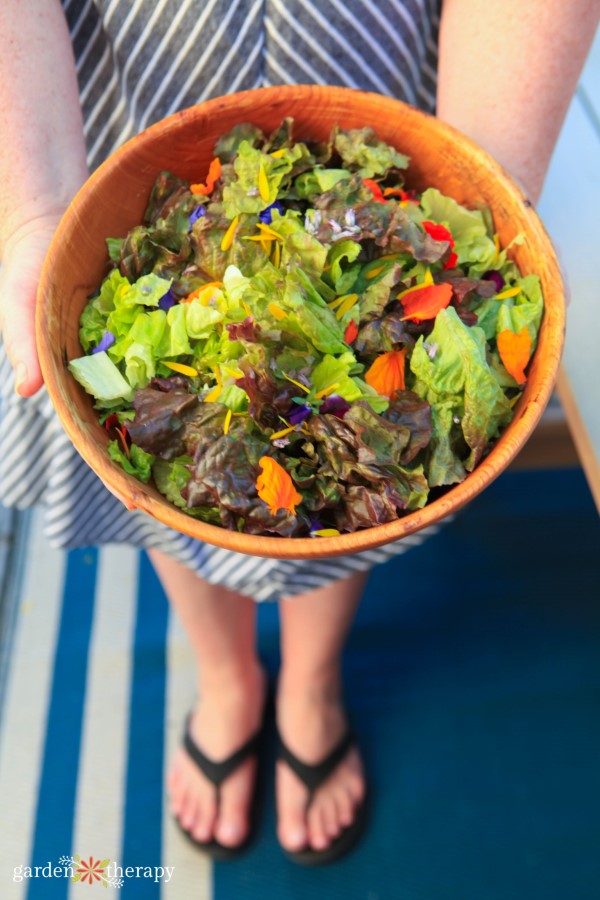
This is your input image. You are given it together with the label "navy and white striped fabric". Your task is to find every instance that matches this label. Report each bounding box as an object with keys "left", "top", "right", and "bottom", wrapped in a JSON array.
[{"left": 0, "top": 0, "right": 442, "bottom": 601}]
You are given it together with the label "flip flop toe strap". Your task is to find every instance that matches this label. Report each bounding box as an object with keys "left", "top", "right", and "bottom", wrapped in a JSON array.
[
  {"left": 183, "top": 716, "right": 262, "bottom": 788},
  {"left": 278, "top": 730, "right": 354, "bottom": 796}
]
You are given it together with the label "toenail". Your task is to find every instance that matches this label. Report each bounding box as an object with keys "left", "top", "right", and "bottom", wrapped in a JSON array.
[
  {"left": 286, "top": 829, "right": 307, "bottom": 849},
  {"left": 218, "top": 823, "right": 243, "bottom": 842},
  {"left": 312, "top": 836, "right": 328, "bottom": 850}
]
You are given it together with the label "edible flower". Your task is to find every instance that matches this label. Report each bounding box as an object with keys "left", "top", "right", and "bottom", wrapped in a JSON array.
[
  {"left": 383, "top": 186, "right": 418, "bottom": 204},
  {"left": 400, "top": 282, "right": 453, "bottom": 322},
  {"left": 190, "top": 158, "right": 222, "bottom": 196},
  {"left": 288, "top": 403, "right": 312, "bottom": 426},
  {"left": 365, "top": 348, "right": 407, "bottom": 399},
  {"left": 256, "top": 456, "right": 303, "bottom": 515},
  {"left": 344, "top": 320, "right": 359, "bottom": 344},
  {"left": 188, "top": 204, "right": 207, "bottom": 231},
  {"left": 320, "top": 394, "right": 351, "bottom": 418},
  {"left": 258, "top": 164, "right": 270, "bottom": 203},
  {"left": 482, "top": 270, "right": 505, "bottom": 293},
  {"left": 363, "top": 178, "right": 386, "bottom": 204},
  {"left": 163, "top": 361, "right": 199, "bottom": 377},
  {"left": 497, "top": 328, "right": 532, "bottom": 383},
  {"left": 92, "top": 331, "right": 115, "bottom": 354},
  {"left": 158, "top": 287, "right": 177, "bottom": 311},
  {"left": 221, "top": 216, "right": 239, "bottom": 251},
  {"left": 422, "top": 220, "right": 458, "bottom": 269},
  {"left": 259, "top": 201, "right": 284, "bottom": 224}
]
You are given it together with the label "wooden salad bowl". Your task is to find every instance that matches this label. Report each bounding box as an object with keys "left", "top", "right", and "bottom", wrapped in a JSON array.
[{"left": 37, "top": 85, "right": 565, "bottom": 559}]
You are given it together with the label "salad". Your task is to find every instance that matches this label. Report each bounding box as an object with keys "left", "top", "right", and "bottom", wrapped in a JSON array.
[{"left": 69, "top": 119, "right": 543, "bottom": 537}]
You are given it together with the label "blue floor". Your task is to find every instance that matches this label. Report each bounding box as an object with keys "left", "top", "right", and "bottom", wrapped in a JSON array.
[{"left": 216, "top": 468, "right": 600, "bottom": 900}]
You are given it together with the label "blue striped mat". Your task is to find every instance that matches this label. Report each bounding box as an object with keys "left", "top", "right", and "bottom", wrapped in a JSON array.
[{"left": 1, "top": 467, "right": 599, "bottom": 900}]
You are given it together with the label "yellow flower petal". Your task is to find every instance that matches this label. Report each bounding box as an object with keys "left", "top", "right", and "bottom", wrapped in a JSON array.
[
  {"left": 221, "top": 216, "right": 239, "bottom": 251},
  {"left": 494, "top": 286, "right": 521, "bottom": 300},
  {"left": 223, "top": 408, "right": 233, "bottom": 434},
  {"left": 268, "top": 303, "right": 287, "bottom": 321},
  {"left": 162, "top": 361, "right": 198, "bottom": 377},
  {"left": 258, "top": 164, "right": 270, "bottom": 203}
]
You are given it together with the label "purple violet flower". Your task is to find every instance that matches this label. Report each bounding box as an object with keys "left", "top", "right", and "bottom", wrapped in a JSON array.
[
  {"left": 482, "top": 270, "right": 505, "bottom": 292},
  {"left": 319, "top": 394, "right": 351, "bottom": 419},
  {"left": 158, "top": 287, "right": 177, "bottom": 311},
  {"left": 308, "top": 514, "right": 324, "bottom": 534},
  {"left": 92, "top": 331, "right": 116, "bottom": 353},
  {"left": 188, "top": 204, "right": 207, "bottom": 231},
  {"left": 258, "top": 201, "right": 284, "bottom": 224},
  {"left": 288, "top": 403, "right": 312, "bottom": 426}
]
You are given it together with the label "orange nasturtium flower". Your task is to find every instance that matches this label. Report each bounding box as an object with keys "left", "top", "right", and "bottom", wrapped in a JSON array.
[
  {"left": 422, "top": 220, "right": 458, "bottom": 269},
  {"left": 497, "top": 328, "right": 532, "bottom": 383},
  {"left": 363, "top": 178, "right": 387, "bottom": 204},
  {"left": 344, "top": 319, "right": 359, "bottom": 344},
  {"left": 190, "top": 157, "right": 222, "bottom": 196},
  {"left": 400, "top": 283, "right": 453, "bottom": 322},
  {"left": 256, "top": 457, "right": 303, "bottom": 516},
  {"left": 365, "top": 348, "right": 407, "bottom": 399}
]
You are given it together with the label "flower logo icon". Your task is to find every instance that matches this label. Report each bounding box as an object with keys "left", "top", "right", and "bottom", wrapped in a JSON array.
[{"left": 72, "top": 856, "right": 110, "bottom": 886}]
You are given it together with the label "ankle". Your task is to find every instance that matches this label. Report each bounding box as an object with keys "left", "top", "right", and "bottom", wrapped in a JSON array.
[
  {"left": 277, "top": 663, "right": 343, "bottom": 707},
  {"left": 198, "top": 658, "right": 266, "bottom": 699}
]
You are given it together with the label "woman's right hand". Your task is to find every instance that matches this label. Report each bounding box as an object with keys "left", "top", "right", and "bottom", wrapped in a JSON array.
[{"left": 0, "top": 213, "right": 66, "bottom": 397}]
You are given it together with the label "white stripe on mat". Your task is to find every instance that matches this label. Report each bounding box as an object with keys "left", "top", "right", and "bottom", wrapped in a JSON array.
[
  {"left": 162, "top": 609, "right": 213, "bottom": 900},
  {"left": 67, "top": 545, "right": 139, "bottom": 897},
  {"left": 0, "top": 511, "right": 66, "bottom": 899}
]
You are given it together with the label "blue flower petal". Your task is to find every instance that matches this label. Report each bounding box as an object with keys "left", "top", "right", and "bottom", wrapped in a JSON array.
[
  {"left": 158, "top": 287, "right": 177, "bottom": 311},
  {"left": 92, "top": 331, "right": 116, "bottom": 353},
  {"left": 258, "top": 201, "right": 284, "bottom": 225},
  {"left": 188, "top": 204, "right": 207, "bottom": 231},
  {"left": 288, "top": 403, "right": 312, "bottom": 426}
]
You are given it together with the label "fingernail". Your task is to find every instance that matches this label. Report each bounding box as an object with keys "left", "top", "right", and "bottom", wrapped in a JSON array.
[{"left": 14, "top": 363, "right": 28, "bottom": 393}]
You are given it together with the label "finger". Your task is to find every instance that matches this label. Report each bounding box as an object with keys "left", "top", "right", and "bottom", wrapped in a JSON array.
[{"left": 0, "top": 265, "right": 44, "bottom": 396}]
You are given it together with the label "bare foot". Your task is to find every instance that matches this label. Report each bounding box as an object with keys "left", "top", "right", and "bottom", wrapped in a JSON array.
[
  {"left": 275, "top": 673, "right": 366, "bottom": 853},
  {"left": 168, "top": 663, "right": 267, "bottom": 848}
]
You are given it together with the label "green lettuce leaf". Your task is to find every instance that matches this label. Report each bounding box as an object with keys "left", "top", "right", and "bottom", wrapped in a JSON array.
[
  {"left": 410, "top": 307, "right": 512, "bottom": 484},
  {"left": 108, "top": 440, "right": 155, "bottom": 483},
  {"left": 68, "top": 351, "right": 133, "bottom": 402},
  {"left": 334, "top": 127, "right": 409, "bottom": 178}
]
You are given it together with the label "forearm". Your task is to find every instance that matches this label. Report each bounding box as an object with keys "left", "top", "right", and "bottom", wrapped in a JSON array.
[
  {"left": 437, "top": 0, "right": 600, "bottom": 203},
  {"left": 0, "top": 0, "right": 88, "bottom": 256}
]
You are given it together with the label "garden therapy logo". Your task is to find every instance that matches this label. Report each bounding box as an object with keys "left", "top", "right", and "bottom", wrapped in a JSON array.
[{"left": 12, "top": 856, "right": 174, "bottom": 886}]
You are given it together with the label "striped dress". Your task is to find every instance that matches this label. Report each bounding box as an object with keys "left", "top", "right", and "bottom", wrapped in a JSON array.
[{"left": 0, "top": 0, "right": 444, "bottom": 601}]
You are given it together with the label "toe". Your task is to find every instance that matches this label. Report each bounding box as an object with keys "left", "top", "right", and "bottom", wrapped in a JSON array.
[
  {"left": 179, "top": 790, "right": 198, "bottom": 833},
  {"left": 213, "top": 759, "right": 255, "bottom": 847},
  {"left": 336, "top": 783, "right": 355, "bottom": 829},
  {"left": 276, "top": 761, "right": 309, "bottom": 851},
  {"left": 320, "top": 791, "right": 342, "bottom": 840},
  {"left": 307, "top": 801, "right": 329, "bottom": 851}
]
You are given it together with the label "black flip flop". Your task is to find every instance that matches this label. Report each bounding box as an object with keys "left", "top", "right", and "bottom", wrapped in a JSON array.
[
  {"left": 277, "top": 728, "right": 370, "bottom": 866},
  {"left": 175, "top": 687, "right": 273, "bottom": 861}
]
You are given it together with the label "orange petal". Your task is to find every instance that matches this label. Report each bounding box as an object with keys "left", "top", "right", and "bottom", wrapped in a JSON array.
[
  {"left": 365, "top": 348, "right": 407, "bottom": 399},
  {"left": 344, "top": 320, "right": 359, "bottom": 344},
  {"left": 190, "top": 157, "right": 222, "bottom": 196},
  {"left": 256, "top": 456, "right": 303, "bottom": 516},
  {"left": 497, "top": 328, "right": 532, "bottom": 383},
  {"left": 400, "top": 283, "right": 453, "bottom": 321}
]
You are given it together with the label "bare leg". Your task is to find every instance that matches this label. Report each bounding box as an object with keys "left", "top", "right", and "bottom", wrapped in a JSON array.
[
  {"left": 276, "top": 571, "right": 368, "bottom": 852},
  {"left": 149, "top": 548, "right": 267, "bottom": 848}
]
